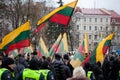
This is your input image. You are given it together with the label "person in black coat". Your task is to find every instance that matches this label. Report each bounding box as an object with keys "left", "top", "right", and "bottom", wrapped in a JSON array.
[{"left": 52, "top": 53, "right": 71, "bottom": 80}]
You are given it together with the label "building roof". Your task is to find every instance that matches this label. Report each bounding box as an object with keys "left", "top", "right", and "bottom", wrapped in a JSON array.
[
  {"left": 75, "top": 7, "right": 110, "bottom": 15},
  {"left": 74, "top": 7, "right": 120, "bottom": 25},
  {"left": 109, "top": 10, "right": 120, "bottom": 25},
  {"left": 109, "top": 10, "right": 120, "bottom": 18},
  {"left": 81, "top": 8, "right": 109, "bottom": 15}
]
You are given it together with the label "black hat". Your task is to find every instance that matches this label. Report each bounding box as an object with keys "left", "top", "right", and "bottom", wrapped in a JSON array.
[
  {"left": 29, "top": 58, "right": 39, "bottom": 70},
  {"left": 32, "top": 51, "right": 38, "bottom": 55},
  {"left": 63, "top": 54, "right": 69, "bottom": 60},
  {"left": 55, "top": 53, "right": 61, "bottom": 59},
  {"left": 2, "top": 57, "right": 14, "bottom": 66}
]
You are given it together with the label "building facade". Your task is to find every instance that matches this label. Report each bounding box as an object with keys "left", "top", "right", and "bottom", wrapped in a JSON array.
[{"left": 72, "top": 8, "right": 120, "bottom": 51}]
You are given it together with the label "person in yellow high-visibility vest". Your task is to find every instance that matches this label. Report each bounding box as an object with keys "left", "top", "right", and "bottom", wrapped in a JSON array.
[
  {"left": 0, "top": 57, "right": 15, "bottom": 80},
  {"left": 17, "top": 58, "right": 41, "bottom": 80},
  {"left": 40, "top": 60, "right": 55, "bottom": 80}
]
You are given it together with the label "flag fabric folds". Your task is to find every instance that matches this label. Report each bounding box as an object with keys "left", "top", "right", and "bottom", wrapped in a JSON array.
[
  {"left": 82, "top": 51, "right": 92, "bottom": 67},
  {"left": 35, "top": 0, "right": 78, "bottom": 32},
  {"left": 90, "top": 33, "right": 114, "bottom": 64},
  {"left": 0, "top": 21, "right": 30, "bottom": 53},
  {"left": 8, "top": 49, "right": 18, "bottom": 58},
  {"left": 36, "top": 37, "right": 49, "bottom": 58},
  {"left": 84, "top": 33, "right": 89, "bottom": 53},
  {"left": 78, "top": 40, "right": 85, "bottom": 56},
  {"left": 24, "top": 45, "right": 33, "bottom": 54},
  {"left": 49, "top": 33, "right": 62, "bottom": 57},
  {"left": 56, "top": 32, "right": 68, "bottom": 55},
  {"left": 70, "top": 50, "right": 84, "bottom": 68},
  {"left": 70, "top": 33, "right": 89, "bottom": 68},
  {"left": 70, "top": 42, "right": 85, "bottom": 68},
  {"left": 78, "top": 40, "right": 85, "bottom": 55}
]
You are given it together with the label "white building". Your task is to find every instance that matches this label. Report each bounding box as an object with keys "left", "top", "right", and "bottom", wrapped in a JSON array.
[{"left": 72, "top": 8, "right": 120, "bottom": 50}]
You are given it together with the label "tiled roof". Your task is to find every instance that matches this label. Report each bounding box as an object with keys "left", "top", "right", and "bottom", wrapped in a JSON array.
[
  {"left": 109, "top": 10, "right": 120, "bottom": 24},
  {"left": 81, "top": 8, "right": 108, "bottom": 15},
  {"left": 75, "top": 8, "right": 110, "bottom": 15},
  {"left": 109, "top": 10, "right": 120, "bottom": 18}
]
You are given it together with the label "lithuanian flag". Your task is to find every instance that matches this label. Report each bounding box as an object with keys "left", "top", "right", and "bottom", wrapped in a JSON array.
[
  {"left": 90, "top": 33, "right": 114, "bottom": 64},
  {"left": 56, "top": 32, "right": 68, "bottom": 55},
  {"left": 35, "top": 0, "right": 78, "bottom": 32},
  {"left": 24, "top": 44, "right": 33, "bottom": 54},
  {"left": 0, "top": 21, "right": 30, "bottom": 53},
  {"left": 70, "top": 50, "right": 84, "bottom": 68},
  {"left": 78, "top": 33, "right": 89, "bottom": 55},
  {"left": 84, "top": 33, "right": 89, "bottom": 54},
  {"left": 8, "top": 49, "right": 18, "bottom": 58},
  {"left": 36, "top": 37, "right": 49, "bottom": 58},
  {"left": 79, "top": 41, "right": 85, "bottom": 55},
  {"left": 49, "top": 33, "right": 62, "bottom": 57}
]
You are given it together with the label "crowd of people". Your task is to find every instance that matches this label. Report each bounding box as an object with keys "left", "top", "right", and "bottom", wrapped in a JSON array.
[{"left": 0, "top": 51, "right": 120, "bottom": 80}]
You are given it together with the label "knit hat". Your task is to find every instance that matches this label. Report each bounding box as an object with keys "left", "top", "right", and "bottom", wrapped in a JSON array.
[
  {"left": 29, "top": 58, "right": 39, "bottom": 70},
  {"left": 2, "top": 57, "right": 14, "bottom": 66},
  {"left": 63, "top": 54, "right": 69, "bottom": 60},
  {"left": 55, "top": 53, "right": 61, "bottom": 59}
]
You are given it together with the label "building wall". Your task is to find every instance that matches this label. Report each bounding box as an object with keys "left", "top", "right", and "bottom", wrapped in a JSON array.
[{"left": 73, "top": 12, "right": 111, "bottom": 50}]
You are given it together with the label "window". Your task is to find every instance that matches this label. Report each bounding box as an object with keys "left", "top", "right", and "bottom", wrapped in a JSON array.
[
  {"left": 106, "top": 18, "right": 108, "bottom": 22},
  {"left": 78, "top": 18, "right": 80, "bottom": 21},
  {"left": 112, "top": 27, "right": 115, "bottom": 31},
  {"left": 76, "top": 17, "right": 80, "bottom": 21},
  {"left": 77, "top": 25, "right": 79, "bottom": 30},
  {"left": 112, "top": 19, "right": 116, "bottom": 23},
  {"left": 106, "top": 26, "right": 108, "bottom": 30},
  {"left": 100, "top": 18, "right": 102, "bottom": 22},
  {"left": 95, "top": 26, "right": 97, "bottom": 31},
  {"left": 89, "top": 26, "right": 92, "bottom": 30},
  {"left": 89, "top": 35, "right": 91, "bottom": 39},
  {"left": 84, "top": 26, "right": 86, "bottom": 30},
  {"left": 95, "top": 18, "right": 97, "bottom": 22},
  {"left": 94, "top": 35, "right": 97, "bottom": 40},
  {"left": 76, "top": 34, "right": 79, "bottom": 39},
  {"left": 89, "top": 18, "right": 92, "bottom": 22},
  {"left": 100, "top": 26, "right": 102, "bottom": 30},
  {"left": 84, "top": 18, "right": 86, "bottom": 22}
]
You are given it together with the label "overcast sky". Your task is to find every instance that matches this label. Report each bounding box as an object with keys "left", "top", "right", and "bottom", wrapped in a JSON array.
[{"left": 36, "top": 0, "right": 120, "bottom": 14}]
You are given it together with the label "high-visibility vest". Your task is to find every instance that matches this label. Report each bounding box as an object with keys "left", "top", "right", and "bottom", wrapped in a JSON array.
[
  {"left": 0, "top": 68, "right": 14, "bottom": 79},
  {"left": 39, "top": 69, "right": 50, "bottom": 80},
  {"left": 0, "top": 68, "right": 8, "bottom": 79},
  {"left": 87, "top": 71, "right": 93, "bottom": 78},
  {"left": 23, "top": 68, "right": 41, "bottom": 80}
]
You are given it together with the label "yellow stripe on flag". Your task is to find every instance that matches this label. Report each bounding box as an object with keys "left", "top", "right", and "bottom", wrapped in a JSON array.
[
  {"left": 37, "top": 0, "right": 78, "bottom": 26},
  {"left": 70, "top": 58, "right": 82, "bottom": 68},
  {"left": 0, "top": 21, "right": 30, "bottom": 49},
  {"left": 84, "top": 33, "right": 89, "bottom": 53},
  {"left": 62, "top": 33, "right": 68, "bottom": 53},
  {"left": 39, "top": 37, "right": 49, "bottom": 56},
  {"left": 96, "top": 33, "right": 114, "bottom": 62}
]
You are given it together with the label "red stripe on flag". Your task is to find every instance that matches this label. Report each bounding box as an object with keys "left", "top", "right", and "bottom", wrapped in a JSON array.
[
  {"left": 78, "top": 46, "right": 85, "bottom": 56},
  {"left": 35, "top": 23, "right": 46, "bottom": 33},
  {"left": 5, "top": 39, "right": 30, "bottom": 54},
  {"left": 36, "top": 49, "right": 43, "bottom": 58},
  {"left": 82, "top": 52, "right": 92, "bottom": 67},
  {"left": 103, "top": 46, "right": 109, "bottom": 54},
  {"left": 50, "top": 14, "right": 70, "bottom": 26}
]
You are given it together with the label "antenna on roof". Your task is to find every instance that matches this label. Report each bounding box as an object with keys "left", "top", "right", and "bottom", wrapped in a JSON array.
[{"left": 94, "top": 0, "right": 96, "bottom": 9}]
